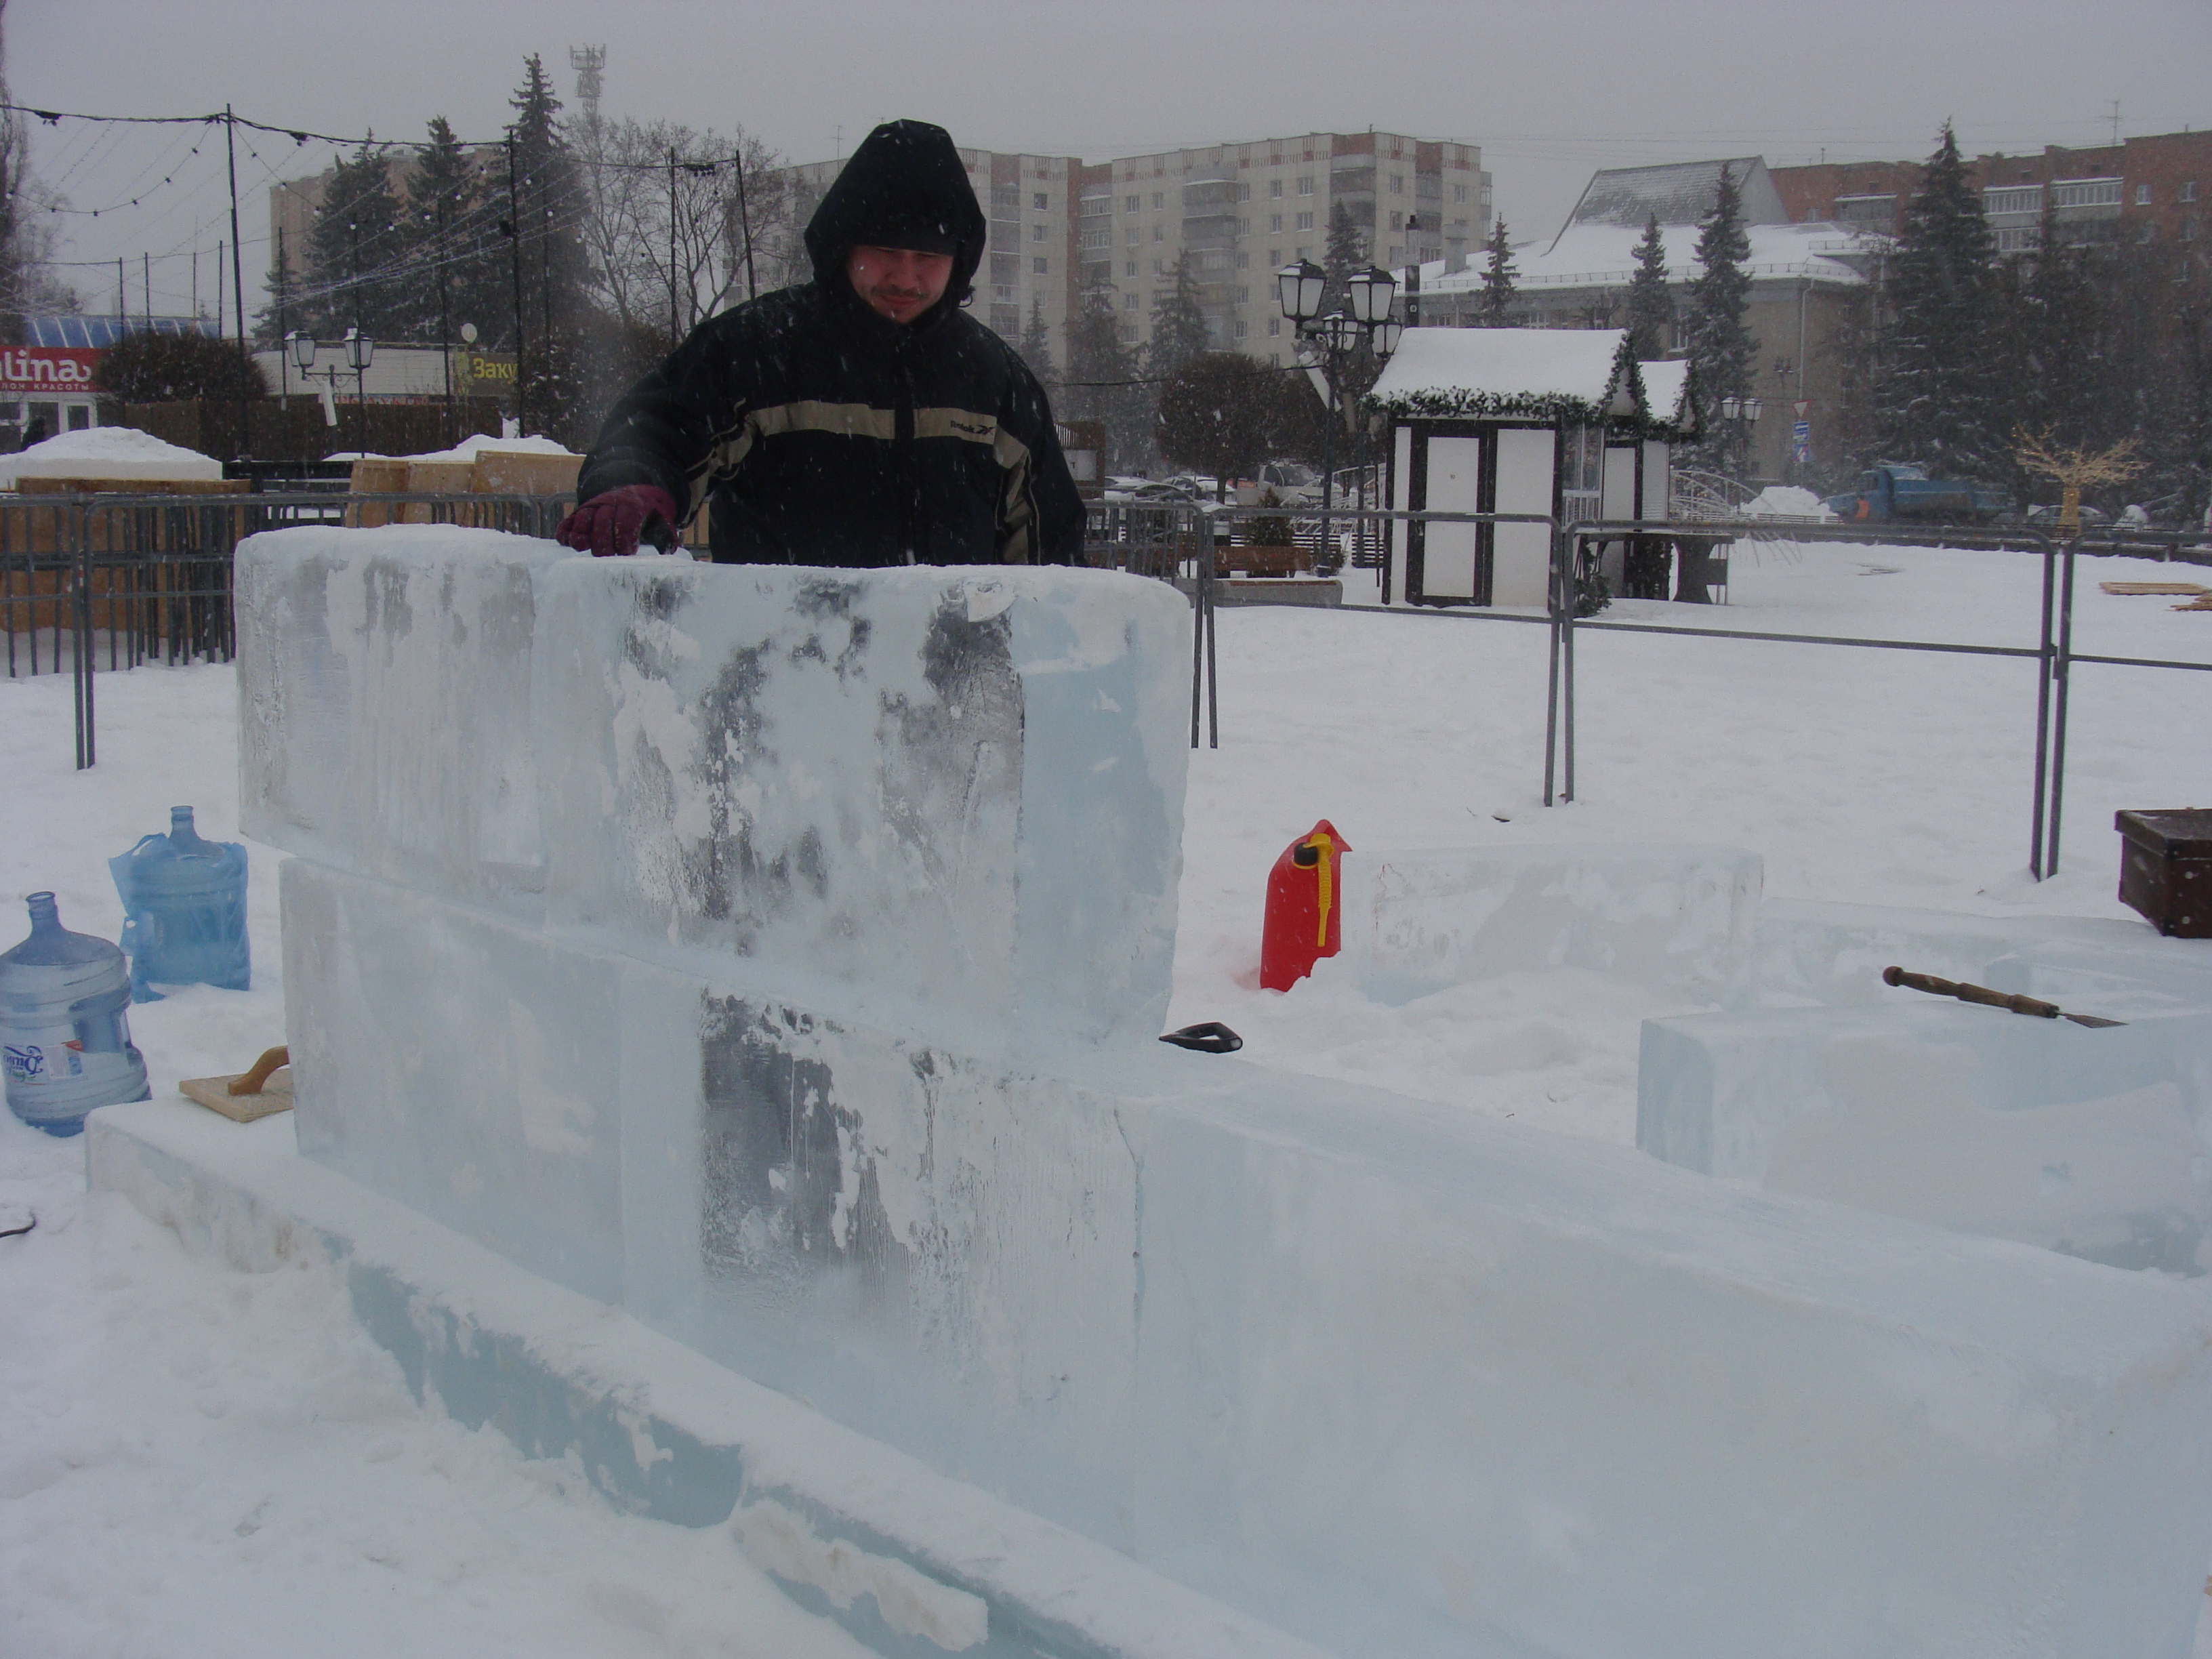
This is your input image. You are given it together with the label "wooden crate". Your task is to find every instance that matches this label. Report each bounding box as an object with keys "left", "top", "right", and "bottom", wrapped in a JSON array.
[{"left": 2117, "top": 810, "right": 2212, "bottom": 939}]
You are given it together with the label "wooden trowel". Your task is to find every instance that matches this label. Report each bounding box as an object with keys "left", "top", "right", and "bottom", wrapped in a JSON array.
[
  {"left": 180, "top": 1046, "right": 293, "bottom": 1122},
  {"left": 1882, "top": 966, "right": 2125, "bottom": 1027}
]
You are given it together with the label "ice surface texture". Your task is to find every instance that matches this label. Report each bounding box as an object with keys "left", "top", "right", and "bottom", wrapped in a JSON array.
[
  {"left": 1647, "top": 901, "right": 2212, "bottom": 1271},
  {"left": 242, "top": 529, "right": 2212, "bottom": 1659},
  {"left": 1339, "top": 844, "right": 1761, "bottom": 1008},
  {"left": 239, "top": 529, "right": 1190, "bottom": 1043}
]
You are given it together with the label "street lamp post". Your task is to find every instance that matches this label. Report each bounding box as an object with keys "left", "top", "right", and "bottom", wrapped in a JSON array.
[
  {"left": 1277, "top": 260, "right": 1400, "bottom": 575},
  {"left": 1718, "top": 394, "right": 1763, "bottom": 477},
  {"left": 344, "top": 326, "right": 375, "bottom": 457}
]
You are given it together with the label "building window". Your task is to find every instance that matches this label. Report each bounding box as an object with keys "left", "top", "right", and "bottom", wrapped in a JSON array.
[
  {"left": 1239, "top": 183, "right": 1252, "bottom": 201},
  {"left": 1389, "top": 210, "right": 1403, "bottom": 230},
  {"left": 1235, "top": 285, "right": 1250, "bottom": 303},
  {"left": 2051, "top": 178, "right": 2123, "bottom": 209},
  {"left": 1078, "top": 228, "right": 1111, "bottom": 251},
  {"left": 1296, "top": 211, "right": 1314, "bottom": 230},
  {"left": 1153, "top": 258, "right": 1165, "bottom": 274},
  {"left": 1267, "top": 316, "right": 1280, "bottom": 337},
  {"left": 1120, "top": 322, "right": 1138, "bottom": 343},
  {"left": 1389, "top": 173, "right": 1404, "bottom": 194},
  {"left": 1126, "top": 260, "right": 1138, "bottom": 276},
  {"left": 2183, "top": 182, "right": 2198, "bottom": 202},
  {"left": 1033, "top": 256, "right": 1049, "bottom": 274},
  {"left": 1125, "top": 292, "right": 1139, "bottom": 310},
  {"left": 1153, "top": 225, "right": 1164, "bottom": 243},
  {"left": 1296, "top": 176, "right": 1315, "bottom": 196},
  {"left": 1126, "top": 227, "right": 1139, "bottom": 245},
  {"left": 1031, "top": 223, "right": 1047, "bottom": 241},
  {"left": 1270, "top": 180, "right": 1283, "bottom": 198},
  {"left": 1153, "top": 191, "right": 1164, "bottom": 209},
  {"left": 1269, "top": 213, "right": 1283, "bottom": 232},
  {"left": 1033, "top": 191, "right": 1049, "bottom": 211},
  {"left": 1983, "top": 186, "right": 2041, "bottom": 216},
  {"left": 2182, "top": 218, "right": 2197, "bottom": 242},
  {"left": 1269, "top": 249, "right": 1281, "bottom": 268},
  {"left": 1080, "top": 194, "right": 1111, "bottom": 218},
  {"left": 2135, "top": 182, "right": 2152, "bottom": 205},
  {"left": 1454, "top": 183, "right": 1470, "bottom": 203},
  {"left": 1296, "top": 245, "right": 1310, "bottom": 260},
  {"left": 1233, "top": 319, "right": 1248, "bottom": 340},
  {"left": 1125, "top": 193, "right": 1139, "bottom": 212},
  {"left": 992, "top": 184, "right": 1019, "bottom": 210},
  {"left": 1236, "top": 251, "right": 1250, "bottom": 269}
]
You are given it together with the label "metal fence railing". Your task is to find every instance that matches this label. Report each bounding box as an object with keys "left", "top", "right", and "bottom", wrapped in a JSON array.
[{"left": 6, "top": 491, "right": 578, "bottom": 769}]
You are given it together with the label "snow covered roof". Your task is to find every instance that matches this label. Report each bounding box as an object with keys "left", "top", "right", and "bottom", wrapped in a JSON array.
[
  {"left": 0, "top": 426, "right": 222, "bottom": 488},
  {"left": 1558, "top": 158, "right": 1788, "bottom": 243},
  {"left": 1418, "top": 220, "right": 1868, "bottom": 298},
  {"left": 1638, "top": 359, "right": 1696, "bottom": 435},
  {"left": 1370, "top": 327, "right": 1643, "bottom": 423}
]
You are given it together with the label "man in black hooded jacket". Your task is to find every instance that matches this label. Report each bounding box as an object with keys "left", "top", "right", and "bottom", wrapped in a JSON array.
[{"left": 558, "top": 120, "right": 1084, "bottom": 567}]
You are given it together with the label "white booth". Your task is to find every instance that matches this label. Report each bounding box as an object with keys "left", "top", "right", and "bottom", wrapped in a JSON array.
[{"left": 1370, "top": 329, "right": 1689, "bottom": 609}]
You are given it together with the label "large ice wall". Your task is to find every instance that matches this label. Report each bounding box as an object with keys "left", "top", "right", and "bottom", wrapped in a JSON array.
[{"left": 240, "top": 527, "right": 2212, "bottom": 1659}]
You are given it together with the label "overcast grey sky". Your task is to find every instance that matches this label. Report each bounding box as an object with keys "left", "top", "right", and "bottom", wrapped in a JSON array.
[{"left": 14, "top": 0, "right": 2209, "bottom": 317}]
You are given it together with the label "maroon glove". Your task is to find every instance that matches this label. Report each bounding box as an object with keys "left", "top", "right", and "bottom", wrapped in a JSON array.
[{"left": 555, "top": 484, "right": 680, "bottom": 557}]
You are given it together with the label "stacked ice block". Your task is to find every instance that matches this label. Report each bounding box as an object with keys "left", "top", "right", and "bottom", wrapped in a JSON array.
[{"left": 239, "top": 526, "right": 2212, "bottom": 1659}]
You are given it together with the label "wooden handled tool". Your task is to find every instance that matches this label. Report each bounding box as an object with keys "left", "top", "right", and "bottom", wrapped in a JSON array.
[
  {"left": 180, "top": 1045, "right": 295, "bottom": 1122},
  {"left": 1882, "top": 966, "right": 2124, "bottom": 1027}
]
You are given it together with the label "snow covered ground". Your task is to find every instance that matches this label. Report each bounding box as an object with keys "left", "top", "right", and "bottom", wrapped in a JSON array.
[{"left": 3, "top": 536, "right": 2209, "bottom": 1654}]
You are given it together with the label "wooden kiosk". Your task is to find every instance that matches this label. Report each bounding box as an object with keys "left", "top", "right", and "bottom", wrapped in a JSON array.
[{"left": 1370, "top": 329, "right": 1685, "bottom": 608}]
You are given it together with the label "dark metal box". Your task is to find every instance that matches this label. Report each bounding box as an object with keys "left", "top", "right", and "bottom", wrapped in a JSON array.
[{"left": 2116, "top": 809, "right": 2212, "bottom": 939}]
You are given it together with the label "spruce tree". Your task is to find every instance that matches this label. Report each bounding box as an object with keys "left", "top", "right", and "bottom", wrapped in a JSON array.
[
  {"left": 1147, "top": 251, "right": 1212, "bottom": 378},
  {"left": 503, "top": 54, "right": 594, "bottom": 441},
  {"left": 1321, "top": 198, "right": 1366, "bottom": 315},
  {"left": 1065, "top": 281, "right": 1148, "bottom": 472},
  {"left": 1875, "top": 123, "right": 2001, "bottom": 478},
  {"left": 1625, "top": 214, "right": 1673, "bottom": 360},
  {"left": 304, "top": 139, "right": 404, "bottom": 343},
  {"left": 1685, "top": 163, "right": 1757, "bottom": 475},
  {"left": 1477, "top": 218, "right": 1517, "bottom": 326},
  {"left": 1018, "top": 295, "right": 1054, "bottom": 385},
  {"left": 398, "top": 116, "right": 481, "bottom": 348}
]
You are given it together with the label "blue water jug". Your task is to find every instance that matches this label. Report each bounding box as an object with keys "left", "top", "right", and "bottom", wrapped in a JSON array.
[
  {"left": 108, "top": 806, "right": 249, "bottom": 1003},
  {"left": 1, "top": 892, "right": 150, "bottom": 1136}
]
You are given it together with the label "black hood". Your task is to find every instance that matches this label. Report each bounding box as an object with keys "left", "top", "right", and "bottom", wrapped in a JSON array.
[{"left": 803, "top": 121, "right": 985, "bottom": 325}]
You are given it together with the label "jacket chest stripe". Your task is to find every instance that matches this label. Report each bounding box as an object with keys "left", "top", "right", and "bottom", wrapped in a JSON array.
[{"left": 912, "top": 407, "right": 1006, "bottom": 449}]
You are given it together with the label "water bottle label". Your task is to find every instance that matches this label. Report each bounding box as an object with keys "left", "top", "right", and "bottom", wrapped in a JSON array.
[{"left": 4, "top": 1033, "right": 85, "bottom": 1084}]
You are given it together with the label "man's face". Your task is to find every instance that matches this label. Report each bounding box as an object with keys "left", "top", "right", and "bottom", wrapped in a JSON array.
[{"left": 847, "top": 245, "right": 956, "bottom": 324}]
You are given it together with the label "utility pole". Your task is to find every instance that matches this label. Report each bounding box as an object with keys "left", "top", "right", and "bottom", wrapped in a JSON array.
[
  {"left": 669, "top": 146, "right": 680, "bottom": 348},
  {"left": 438, "top": 199, "right": 455, "bottom": 444},
  {"left": 226, "top": 106, "right": 251, "bottom": 460},
  {"left": 735, "top": 146, "right": 758, "bottom": 302},
  {"left": 507, "top": 131, "right": 527, "bottom": 436}
]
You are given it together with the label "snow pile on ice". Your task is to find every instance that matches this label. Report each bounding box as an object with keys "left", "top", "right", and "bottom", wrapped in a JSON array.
[{"left": 0, "top": 424, "right": 222, "bottom": 487}]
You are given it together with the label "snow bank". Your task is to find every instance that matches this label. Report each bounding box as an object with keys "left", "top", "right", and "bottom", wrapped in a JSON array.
[
  {"left": 0, "top": 425, "right": 222, "bottom": 487},
  {"left": 401, "top": 432, "right": 576, "bottom": 464},
  {"left": 1743, "top": 484, "right": 1832, "bottom": 520}
]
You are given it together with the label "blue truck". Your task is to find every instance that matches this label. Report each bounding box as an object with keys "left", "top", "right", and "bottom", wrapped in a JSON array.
[{"left": 1823, "top": 464, "right": 2013, "bottom": 525}]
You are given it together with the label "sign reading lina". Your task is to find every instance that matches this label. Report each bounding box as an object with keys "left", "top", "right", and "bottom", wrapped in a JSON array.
[{"left": 0, "top": 348, "right": 99, "bottom": 392}]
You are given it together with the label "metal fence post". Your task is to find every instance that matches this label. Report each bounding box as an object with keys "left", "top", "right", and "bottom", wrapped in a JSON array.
[
  {"left": 73, "top": 514, "right": 94, "bottom": 770},
  {"left": 1543, "top": 525, "right": 1563, "bottom": 807},
  {"left": 2028, "top": 533, "right": 2057, "bottom": 879},
  {"left": 2045, "top": 538, "right": 2079, "bottom": 876}
]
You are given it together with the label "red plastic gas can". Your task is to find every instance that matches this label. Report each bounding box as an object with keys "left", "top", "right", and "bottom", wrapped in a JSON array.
[{"left": 1260, "top": 819, "right": 1351, "bottom": 991}]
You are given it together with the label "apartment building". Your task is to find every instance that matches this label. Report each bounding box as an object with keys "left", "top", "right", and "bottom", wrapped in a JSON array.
[
  {"left": 1073, "top": 131, "right": 1488, "bottom": 363},
  {"left": 760, "top": 131, "right": 1488, "bottom": 363},
  {"left": 1770, "top": 127, "right": 2212, "bottom": 262}
]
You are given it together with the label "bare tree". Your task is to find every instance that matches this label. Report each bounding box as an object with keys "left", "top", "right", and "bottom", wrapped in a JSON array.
[
  {"left": 573, "top": 116, "right": 790, "bottom": 344},
  {"left": 0, "top": 1, "right": 79, "bottom": 338}
]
